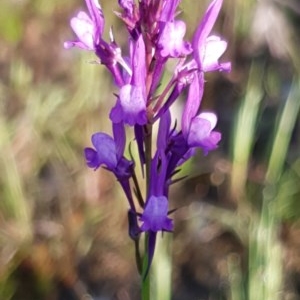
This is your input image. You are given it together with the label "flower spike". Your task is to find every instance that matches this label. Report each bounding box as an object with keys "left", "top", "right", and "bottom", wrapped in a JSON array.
[{"left": 65, "top": 0, "right": 231, "bottom": 282}]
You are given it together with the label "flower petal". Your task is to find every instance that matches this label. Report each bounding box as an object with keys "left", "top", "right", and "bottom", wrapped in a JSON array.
[
  {"left": 182, "top": 72, "right": 204, "bottom": 137},
  {"left": 192, "top": 0, "right": 223, "bottom": 68},
  {"left": 158, "top": 20, "right": 192, "bottom": 58},
  {"left": 70, "top": 11, "right": 94, "bottom": 49},
  {"left": 157, "top": 110, "right": 171, "bottom": 152},
  {"left": 140, "top": 196, "right": 173, "bottom": 232},
  {"left": 85, "top": 0, "right": 105, "bottom": 41},
  {"left": 84, "top": 147, "right": 100, "bottom": 169},
  {"left": 90, "top": 132, "right": 118, "bottom": 169},
  {"left": 187, "top": 112, "right": 221, "bottom": 154},
  {"left": 202, "top": 36, "right": 227, "bottom": 70},
  {"left": 159, "top": 0, "right": 181, "bottom": 22},
  {"left": 131, "top": 35, "right": 146, "bottom": 87},
  {"left": 113, "top": 122, "right": 126, "bottom": 160},
  {"left": 110, "top": 85, "right": 147, "bottom": 126}
]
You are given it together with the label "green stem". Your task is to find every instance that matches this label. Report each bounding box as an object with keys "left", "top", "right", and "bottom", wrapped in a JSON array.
[
  {"left": 141, "top": 122, "right": 153, "bottom": 299},
  {"left": 142, "top": 233, "right": 150, "bottom": 300}
]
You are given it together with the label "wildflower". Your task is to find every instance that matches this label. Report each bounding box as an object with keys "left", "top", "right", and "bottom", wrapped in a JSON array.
[
  {"left": 84, "top": 132, "right": 133, "bottom": 180},
  {"left": 140, "top": 195, "right": 173, "bottom": 232},
  {"left": 157, "top": 20, "right": 192, "bottom": 58},
  {"left": 140, "top": 151, "right": 173, "bottom": 277},
  {"left": 182, "top": 73, "right": 221, "bottom": 155},
  {"left": 192, "top": 0, "right": 231, "bottom": 72},
  {"left": 110, "top": 35, "right": 147, "bottom": 125},
  {"left": 64, "top": 0, "right": 104, "bottom": 50},
  {"left": 84, "top": 123, "right": 136, "bottom": 212},
  {"left": 65, "top": 0, "right": 231, "bottom": 282}
]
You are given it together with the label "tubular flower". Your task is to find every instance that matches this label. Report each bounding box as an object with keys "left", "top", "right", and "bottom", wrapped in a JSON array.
[
  {"left": 157, "top": 20, "right": 192, "bottom": 58},
  {"left": 192, "top": 0, "right": 231, "bottom": 72},
  {"left": 140, "top": 195, "right": 173, "bottom": 232},
  {"left": 187, "top": 112, "right": 221, "bottom": 154},
  {"left": 110, "top": 35, "right": 147, "bottom": 125},
  {"left": 84, "top": 132, "right": 133, "bottom": 179},
  {"left": 139, "top": 151, "right": 173, "bottom": 277},
  {"left": 182, "top": 72, "right": 221, "bottom": 155},
  {"left": 64, "top": 0, "right": 104, "bottom": 50},
  {"left": 84, "top": 124, "right": 136, "bottom": 214}
]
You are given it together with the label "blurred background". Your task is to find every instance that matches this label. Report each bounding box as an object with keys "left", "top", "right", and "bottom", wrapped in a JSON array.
[{"left": 1, "top": 0, "right": 300, "bottom": 299}]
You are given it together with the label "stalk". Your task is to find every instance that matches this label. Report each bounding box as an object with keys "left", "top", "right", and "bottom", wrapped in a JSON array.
[{"left": 141, "top": 123, "right": 153, "bottom": 300}]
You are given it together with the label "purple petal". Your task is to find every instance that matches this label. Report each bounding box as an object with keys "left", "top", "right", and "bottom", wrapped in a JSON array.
[
  {"left": 159, "top": 0, "right": 181, "bottom": 22},
  {"left": 131, "top": 35, "right": 146, "bottom": 87},
  {"left": 109, "top": 98, "right": 123, "bottom": 124},
  {"left": 157, "top": 110, "right": 171, "bottom": 152},
  {"left": 91, "top": 132, "right": 118, "bottom": 169},
  {"left": 115, "top": 157, "right": 134, "bottom": 179},
  {"left": 84, "top": 147, "right": 100, "bottom": 169},
  {"left": 192, "top": 0, "right": 223, "bottom": 68},
  {"left": 110, "top": 85, "right": 147, "bottom": 126},
  {"left": 201, "top": 35, "right": 231, "bottom": 72},
  {"left": 140, "top": 196, "right": 173, "bottom": 232},
  {"left": 69, "top": 11, "right": 95, "bottom": 50},
  {"left": 85, "top": 0, "right": 104, "bottom": 42},
  {"left": 181, "top": 72, "right": 204, "bottom": 137},
  {"left": 157, "top": 20, "right": 192, "bottom": 58},
  {"left": 187, "top": 112, "right": 221, "bottom": 154},
  {"left": 113, "top": 122, "right": 126, "bottom": 160},
  {"left": 150, "top": 152, "right": 167, "bottom": 196}
]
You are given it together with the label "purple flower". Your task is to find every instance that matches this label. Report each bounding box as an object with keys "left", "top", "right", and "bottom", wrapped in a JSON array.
[
  {"left": 181, "top": 72, "right": 221, "bottom": 155},
  {"left": 157, "top": 20, "right": 192, "bottom": 58},
  {"left": 156, "top": 0, "right": 191, "bottom": 58},
  {"left": 85, "top": 133, "right": 118, "bottom": 170},
  {"left": 192, "top": 0, "right": 231, "bottom": 72},
  {"left": 84, "top": 124, "right": 138, "bottom": 217},
  {"left": 139, "top": 150, "right": 173, "bottom": 278},
  {"left": 65, "top": 0, "right": 232, "bottom": 280},
  {"left": 140, "top": 196, "right": 173, "bottom": 232},
  {"left": 84, "top": 132, "right": 133, "bottom": 179},
  {"left": 110, "top": 35, "right": 147, "bottom": 126},
  {"left": 187, "top": 112, "right": 221, "bottom": 154},
  {"left": 64, "top": 0, "right": 104, "bottom": 50},
  {"left": 84, "top": 123, "right": 133, "bottom": 180},
  {"left": 109, "top": 85, "right": 147, "bottom": 126},
  {"left": 140, "top": 151, "right": 173, "bottom": 233}
]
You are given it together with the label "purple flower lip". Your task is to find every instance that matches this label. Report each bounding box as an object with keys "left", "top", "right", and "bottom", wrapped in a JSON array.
[
  {"left": 157, "top": 20, "right": 192, "bottom": 58},
  {"left": 187, "top": 112, "right": 221, "bottom": 155},
  {"left": 110, "top": 85, "right": 147, "bottom": 126},
  {"left": 84, "top": 131, "right": 133, "bottom": 179},
  {"left": 140, "top": 195, "right": 173, "bottom": 232}
]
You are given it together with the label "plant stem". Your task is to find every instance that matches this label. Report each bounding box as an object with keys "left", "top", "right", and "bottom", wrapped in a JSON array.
[
  {"left": 142, "top": 233, "right": 151, "bottom": 300},
  {"left": 141, "top": 122, "right": 153, "bottom": 299}
]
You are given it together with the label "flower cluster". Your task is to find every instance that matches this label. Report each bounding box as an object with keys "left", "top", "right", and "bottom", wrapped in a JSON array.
[{"left": 65, "top": 0, "right": 230, "bottom": 276}]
